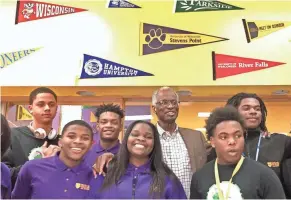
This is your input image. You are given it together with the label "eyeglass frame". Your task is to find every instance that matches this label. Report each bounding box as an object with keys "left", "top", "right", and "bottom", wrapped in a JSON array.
[{"left": 155, "top": 99, "right": 180, "bottom": 107}]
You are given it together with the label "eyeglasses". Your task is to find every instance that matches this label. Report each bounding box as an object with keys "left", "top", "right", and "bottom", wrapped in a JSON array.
[{"left": 156, "top": 100, "right": 179, "bottom": 107}]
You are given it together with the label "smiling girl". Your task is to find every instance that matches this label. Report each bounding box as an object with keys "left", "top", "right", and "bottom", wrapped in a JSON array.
[{"left": 91, "top": 120, "right": 187, "bottom": 199}]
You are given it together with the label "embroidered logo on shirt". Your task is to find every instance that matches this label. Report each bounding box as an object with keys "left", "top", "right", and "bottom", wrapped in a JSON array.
[
  {"left": 267, "top": 162, "right": 279, "bottom": 167},
  {"left": 75, "top": 183, "right": 90, "bottom": 191}
]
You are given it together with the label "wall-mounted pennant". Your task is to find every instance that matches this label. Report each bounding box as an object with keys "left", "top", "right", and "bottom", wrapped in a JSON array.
[
  {"left": 242, "top": 19, "right": 291, "bottom": 43},
  {"left": 0, "top": 47, "right": 41, "bottom": 69},
  {"left": 140, "top": 23, "right": 228, "bottom": 55},
  {"left": 212, "top": 51, "right": 286, "bottom": 80},
  {"left": 15, "top": 0, "right": 88, "bottom": 24},
  {"left": 79, "top": 54, "right": 153, "bottom": 79},
  {"left": 16, "top": 105, "right": 33, "bottom": 121},
  {"left": 174, "top": 0, "right": 243, "bottom": 13},
  {"left": 107, "top": 0, "right": 141, "bottom": 8},
  {"left": 90, "top": 112, "right": 97, "bottom": 122}
]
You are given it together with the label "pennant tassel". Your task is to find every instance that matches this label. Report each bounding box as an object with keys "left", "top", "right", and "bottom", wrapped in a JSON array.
[
  {"left": 15, "top": 0, "right": 21, "bottom": 24},
  {"left": 242, "top": 19, "right": 251, "bottom": 43},
  {"left": 212, "top": 51, "right": 216, "bottom": 80}
]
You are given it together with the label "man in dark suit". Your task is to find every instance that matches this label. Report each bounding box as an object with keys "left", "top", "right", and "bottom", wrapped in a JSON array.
[{"left": 152, "top": 86, "right": 210, "bottom": 198}]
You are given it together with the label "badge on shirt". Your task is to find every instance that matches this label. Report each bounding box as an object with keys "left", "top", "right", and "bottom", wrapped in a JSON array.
[
  {"left": 75, "top": 183, "right": 90, "bottom": 191},
  {"left": 28, "top": 147, "right": 44, "bottom": 160},
  {"left": 267, "top": 162, "right": 280, "bottom": 167}
]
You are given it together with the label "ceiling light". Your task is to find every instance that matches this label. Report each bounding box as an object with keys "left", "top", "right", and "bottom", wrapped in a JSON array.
[
  {"left": 177, "top": 90, "right": 192, "bottom": 96},
  {"left": 198, "top": 112, "right": 211, "bottom": 118},
  {"left": 272, "top": 90, "right": 289, "bottom": 95},
  {"left": 76, "top": 91, "right": 96, "bottom": 96}
]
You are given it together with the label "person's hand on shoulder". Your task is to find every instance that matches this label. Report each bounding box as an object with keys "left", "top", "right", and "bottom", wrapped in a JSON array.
[
  {"left": 92, "top": 152, "right": 114, "bottom": 178},
  {"left": 41, "top": 141, "right": 60, "bottom": 158}
]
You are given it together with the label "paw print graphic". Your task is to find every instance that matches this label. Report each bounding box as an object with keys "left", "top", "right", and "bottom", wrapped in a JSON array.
[{"left": 145, "top": 28, "right": 166, "bottom": 49}]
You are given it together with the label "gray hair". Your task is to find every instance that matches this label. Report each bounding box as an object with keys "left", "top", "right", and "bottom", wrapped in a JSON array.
[{"left": 152, "top": 86, "right": 179, "bottom": 106}]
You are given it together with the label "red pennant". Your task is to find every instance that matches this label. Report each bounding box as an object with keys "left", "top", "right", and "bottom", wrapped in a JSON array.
[
  {"left": 212, "top": 51, "right": 285, "bottom": 80},
  {"left": 15, "top": 0, "right": 87, "bottom": 24}
]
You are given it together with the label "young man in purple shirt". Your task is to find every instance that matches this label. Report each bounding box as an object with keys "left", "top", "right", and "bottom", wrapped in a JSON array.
[
  {"left": 12, "top": 120, "right": 103, "bottom": 199},
  {"left": 1, "top": 114, "right": 12, "bottom": 199},
  {"left": 84, "top": 104, "right": 124, "bottom": 166}
]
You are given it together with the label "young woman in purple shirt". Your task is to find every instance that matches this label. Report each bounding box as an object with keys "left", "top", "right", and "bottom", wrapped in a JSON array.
[{"left": 92, "top": 120, "right": 187, "bottom": 199}]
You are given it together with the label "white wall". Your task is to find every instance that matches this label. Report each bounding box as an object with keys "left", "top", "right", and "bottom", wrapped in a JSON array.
[
  {"left": 59, "top": 105, "right": 82, "bottom": 133},
  {"left": 0, "top": 3, "right": 112, "bottom": 86}
]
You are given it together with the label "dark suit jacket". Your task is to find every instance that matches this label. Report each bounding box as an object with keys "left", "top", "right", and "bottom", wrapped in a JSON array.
[{"left": 178, "top": 127, "right": 211, "bottom": 173}]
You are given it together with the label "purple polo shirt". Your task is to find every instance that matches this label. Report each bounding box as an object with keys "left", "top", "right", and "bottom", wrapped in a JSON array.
[
  {"left": 93, "top": 133, "right": 99, "bottom": 145},
  {"left": 91, "top": 161, "right": 187, "bottom": 199},
  {"left": 84, "top": 141, "right": 120, "bottom": 166},
  {"left": 11, "top": 153, "right": 103, "bottom": 199},
  {"left": 1, "top": 162, "right": 11, "bottom": 199}
]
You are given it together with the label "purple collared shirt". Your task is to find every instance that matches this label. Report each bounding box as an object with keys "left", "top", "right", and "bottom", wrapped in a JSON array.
[
  {"left": 11, "top": 154, "right": 103, "bottom": 199},
  {"left": 91, "top": 161, "right": 187, "bottom": 199},
  {"left": 1, "top": 162, "right": 11, "bottom": 199},
  {"left": 84, "top": 141, "right": 120, "bottom": 166},
  {"left": 93, "top": 133, "right": 99, "bottom": 144}
]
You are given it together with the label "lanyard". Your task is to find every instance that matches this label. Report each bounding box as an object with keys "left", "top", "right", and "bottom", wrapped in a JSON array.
[
  {"left": 255, "top": 133, "right": 262, "bottom": 161},
  {"left": 243, "top": 132, "right": 262, "bottom": 161},
  {"left": 214, "top": 156, "right": 244, "bottom": 200}
]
